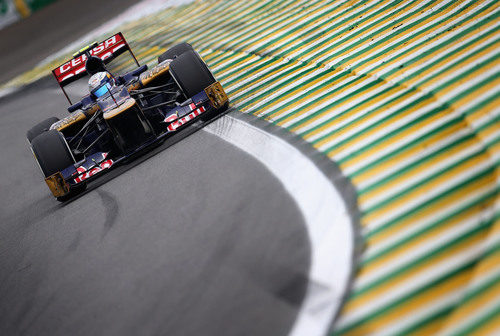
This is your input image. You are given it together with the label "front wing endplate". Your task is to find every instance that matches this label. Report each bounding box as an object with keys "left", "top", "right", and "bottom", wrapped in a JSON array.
[
  {"left": 205, "top": 81, "right": 228, "bottom": 109},
  {"left": 45, "top": 172, "right": 70, "bottom": 197}
]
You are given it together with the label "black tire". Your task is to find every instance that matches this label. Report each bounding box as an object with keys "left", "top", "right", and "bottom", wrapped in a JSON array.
[
  {"left": 26, "top": 117, "right": 59, "bottom": 143},
  {"left": 170, "top": 50, "right": 216, "bottom": 98},
  {"left": 31, "top": 130, "right": 74, "bottom": 178},
  {"left": 158, "top": 42, "right": 194, "bottom": 63}
]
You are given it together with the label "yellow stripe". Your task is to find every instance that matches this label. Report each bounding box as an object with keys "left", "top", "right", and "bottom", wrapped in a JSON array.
[
  {"left": 14, "top": 0, "right": 30, "bottom": 18},
  {"left": 298, "top": 31, "right": 498, "bottom": 138},
  {"left": 211, "top": 0, "right": 309, "bottom": 50},
  {"left": 408, "top": 317, "right": 445, "bottom": 336},
  {"left": 384, "top": 21, "right": 500, "bottom": 84},
  {"left": 267, "top": 68, "right": 348, "bottom": 120},
  {"left": 269, "top": 0, "right": 358, "bottom": 56},
  {"left": 239, "top": 0, "right": 334, "bottom": 51},
  {"left": 277, "top": 75, "right": 378, "bottom": 127},
  {"left": 221, "top": 57, "right": 282, "bottom": 86},
  {"left": 361, "top": 172, "right": 494, "bottom": 230},
  {"left": 440, "top": 252, "right": 500, "bottom": 330},
  {"left": 239, "top": 65, "right": 323, "bottom": 110},
  {"left": 350, "top": 121, "right": 467, "bottom": 186},
  {"left": 227, "top": 58, "right": 300, "bottom": 98},
  {"left": 327, "top": 73, "right": 498, "bottom": 162},
  {"left": 298, "top": 84, "right": 407, "bottom": 137},
  {"left": 325, "top": 95, "right": 441, "bottom": 158},
  {"left": 305, "top": 0, "right": 408, "bottom": 64},
  {"left": 255, "top": 68, "right": 335, "bottom": 117},
  {"left": 365, "top": 178, "right": 495, "bottom": 247},
  {"left": 358, "top": 147, "right": 491, "bottom": 208},
  {"left": 465, "top": 96, "right": 500, "bottom": 125},
  {"left": 358, "top": 197, "right": 495, "bottom": 281},
  {"left": 427, "top": 60, "right": 499, "bottom": 104},
  {"left": 341, "top": 265, "right": 475, "bottom": 335},
  {"left": 355, "top": 0, "right": 488, "bottom": 75},
  {"left": 470, "top": 315, "right": 500, "bottom": 336},
  {"left": 337, "top": 103, "right": 458, "bottom": 169},
  {"left": 335, "top": 0, "right": 466, "bottom": 71},
  {"left": 361, "top": 158, "right": 495, "bottom": 226}
]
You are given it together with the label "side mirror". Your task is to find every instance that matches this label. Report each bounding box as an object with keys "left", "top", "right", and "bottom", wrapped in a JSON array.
[{"left": 67, "top": 101, "right": 83, "bottom": 113}]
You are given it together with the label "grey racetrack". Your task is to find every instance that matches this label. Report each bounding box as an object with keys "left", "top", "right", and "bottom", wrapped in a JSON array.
[{"left": 0, "top": 1, "right": 311, "bottom": 335}]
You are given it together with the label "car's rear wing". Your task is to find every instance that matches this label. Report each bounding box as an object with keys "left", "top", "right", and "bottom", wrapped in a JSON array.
[{"left": 52, "top": 32, "right": 140, "bottom": 104}]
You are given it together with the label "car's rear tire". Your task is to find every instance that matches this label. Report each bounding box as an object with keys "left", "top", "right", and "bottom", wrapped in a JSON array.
[
  {"left": 169, "top": 50, "right": 216, "bottom": 98},
  {"left": 26, "top": 117, "right": 59, "bottom": 143},
  {"left": 158, "top": 42, "right": 194, "bottom": 63}
]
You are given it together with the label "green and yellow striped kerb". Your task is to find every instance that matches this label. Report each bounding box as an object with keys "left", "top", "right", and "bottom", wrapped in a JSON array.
[{"left": 2, "top": 0, "right": 499, "bottom": 334}]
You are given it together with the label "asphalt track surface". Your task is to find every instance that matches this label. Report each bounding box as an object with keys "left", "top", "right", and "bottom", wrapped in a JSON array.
[
  {"left": 0, "top": 2, "right": 311, "bottom": 335},
  {"left": 0, "top": 79, "right": 310, "bottom": 336}
]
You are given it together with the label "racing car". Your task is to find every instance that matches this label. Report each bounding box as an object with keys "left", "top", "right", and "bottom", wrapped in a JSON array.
[{"left": 27, "top": 32, "right": 229, "bottom": 201}]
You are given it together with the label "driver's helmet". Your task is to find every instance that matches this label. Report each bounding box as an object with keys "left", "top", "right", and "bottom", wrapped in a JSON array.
[{"left": 89, "top": 71, "right": 114, "bottom": 98}]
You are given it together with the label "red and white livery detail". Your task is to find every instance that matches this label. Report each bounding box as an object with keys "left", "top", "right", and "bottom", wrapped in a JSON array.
[
  {"left": 53, "top": 33, "right": 127, "bottom": 84},
  {"left": 74, "top": 159, "right": 114, "bottom": 183},
  {"left": 167, "top": 106, "right": 206, "bottom": 132},
  {"left": 163, "top": 113, "right": 179, "bottom": 123}
]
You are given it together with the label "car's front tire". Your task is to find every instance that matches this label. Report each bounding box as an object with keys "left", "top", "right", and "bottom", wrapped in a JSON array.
[
  {"left": 169, "top": 50, "right": 216, "bottom": 98},
  {"left": 158, "top": 42, "right": 194, "bottom": 63},
  {"left": 31, "top": 130, "right": 85, "bottom": 201}
]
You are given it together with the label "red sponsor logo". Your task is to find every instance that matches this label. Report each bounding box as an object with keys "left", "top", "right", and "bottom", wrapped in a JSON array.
[
  {"left": 74, "top": 159, "right": 113, "bottom": 183},
  {"left": 54, "top": 33, "right": 126, "bottom": 83},
  {"left": 163, "top": 113, "right": 179, "bottom": 123},
  {"left": 167, "top": 106, "right": 206, "bottom": 132}
]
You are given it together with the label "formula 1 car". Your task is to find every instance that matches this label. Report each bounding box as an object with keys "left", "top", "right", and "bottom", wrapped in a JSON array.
[{"left": 27, "top": 32, "right": 229, "bottom": 201}]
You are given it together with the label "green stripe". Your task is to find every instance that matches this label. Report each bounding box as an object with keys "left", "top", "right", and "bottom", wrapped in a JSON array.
[
  {"left": 351, "top": 87, "right": 500, "bottom": 180},
  {"left": 361, "top": 154, "right": 493, "bottom": 215},
  {"left": 257, "top": 71, "right": 367, "bottom": 118},
  {"left": 225, "top": 61, "right": 306, "bottom": 98},
  {"left": 237, "top": 64, "right": 323, "bottom": 106},
  {"left": 352, "top": 121, "right": 469, "bottom": 181},
  {"left": 228, "top": 62, "right": 315, "bottom": 102},
  {"left": 327, "top": 68, "right": 499, "bottom": 161},
  {"left": 392, "top": 304, "right": 453, "bottom": 336},
  {"left": 398, "top": 251, "right": 500, "bottom": 335},
  {"left": 357, "top": 132, "right": 478, "bottom": 195},
  {"left": 362, "top": 193, "right": 497, "bottom": 265},
  {"left": 195, "top": 0, "right": 303, "bottom": 49},
  {"left": 199, "top": 0, "right": 327, "bottom": 56},
  {"left": 251, "top": 0, "right": 386, "bottom": 55},
  {"left": 336, "top": 262, "right": 477, "bottom": 334},
  {"left": 222, "top": 0, "right": 356, "bottom": 53},
  {"left": 364, "top": 168, "right": 496, "bottom": 238},
  {"left": 221, "top": 57, "right": 283, "bottom": 88},
  {"left": 156, "top": 0, "right": 258, "bottom": 47},
  {"left": 353, "top": 219, "right": 493, "bottom": 297},
  {"left": 327, "top": 0, "right": 462, "bottom": 68},
  {"left": 292, "top": 16, "right": 499, "bottom": 134},
  {"left": 217, "top": 56, "right": 277, "bottom": 83},
  {"left": 324, "top": 91, "right": 438, "bottom": 156},
  {"left": 455, "top": 302, "right": 500, "bottom": 336},
  {"left": 283, "top": 0, "right": 412, "bottom": 61},
  {"left": 273, "top": 76, "right": 381, "bottom": 123}
]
